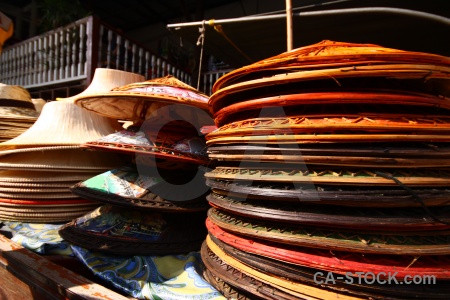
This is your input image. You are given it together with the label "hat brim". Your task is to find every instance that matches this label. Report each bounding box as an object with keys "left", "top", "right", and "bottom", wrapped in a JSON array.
[
  {"left": 210, "top": 66, "right": 450, "bottom": 115},
  {"left": 58, "top": 205, "right": 207, "bottom": 255},
  {"left": 207, "top": 197, "right": 450, "bottom": 231},
  {"left": 0, "top": 210, "right": 97, "bottom": 223},
  {"left": 207, "top": 207, "right": 450, "bottom": 255},
  {"left": 206, "top": 178, "right": 450, "bottom": 207},
  {"left": 69, "top": 166, "right": 209, "bottom": 212},
  {"left": 0, "top": 146, "right": 129, "bottom": 171},
  {"left": 0, "top": 198, "right": 96, "bottom": 205},
  {"left": 74, "top": 76, "right": 211, "bottom": 124},
  {"left": 0, "top": 106, "right": 39, "bottom": 119},
  {"left": 212, "top": 40, "right": 450, "bottom": 93},
  {"left": 201, "top": 240, "right": 296, "bottom": 300},
  {"left": 205, "top": 166, "right": 450, "bottom": 186},
  {"left": 212, "top": 91, "right": 450, "bottom": 127},
  {"left": 206, "top": 218, "right": 450, "bottom": 280}
]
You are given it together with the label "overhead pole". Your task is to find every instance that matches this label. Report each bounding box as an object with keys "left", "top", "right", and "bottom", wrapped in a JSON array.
[
  {"left": 167, "top": 7, "right": 450, "bottom": 28},
  {"left": 286, "top": 0, "right": 293, "bottom": 51}
]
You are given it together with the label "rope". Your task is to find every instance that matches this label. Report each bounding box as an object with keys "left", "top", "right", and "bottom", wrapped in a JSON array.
[
  {"left": 196, "top": 21, "right": 206, "bottom": 90},
  {"left": 213, "top": 24, "right": 253, "bottom": 63},
  {"left": 373, "top": 170, "right": 450, "bottom": 225}
]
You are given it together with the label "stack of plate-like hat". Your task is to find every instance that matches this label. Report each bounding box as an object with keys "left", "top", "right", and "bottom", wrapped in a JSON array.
[
  {"left": 0, "top": 69, "right": 145, "bottom": 223},
  {"left": 56, "top": 75, "right": 224, "bottom": 299},
  {"left": 0, "top": 101, "right": 128, "bottom": 223},
  {"left": 201, "top": 40, "right": 450, "bottom": 299},
  {"left": 0, "top": 83, "right": 39, "bottom": 142}
]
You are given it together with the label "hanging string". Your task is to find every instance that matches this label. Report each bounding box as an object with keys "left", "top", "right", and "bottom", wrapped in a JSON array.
[
  {"left": 213, "top": 24, "right": 253, "bottom": 63},
  {"left": 374, "top": 170, "right": 450, "bottom": 225},
  {"left": 196, "top": 21, "right": 206, "bottom": 90}
]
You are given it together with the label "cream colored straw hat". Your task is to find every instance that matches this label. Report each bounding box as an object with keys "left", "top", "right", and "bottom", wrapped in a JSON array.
[
  {"left": 0, "top": 101, "right": 120, "bottom": 150},
  {"left": 32, "top": 98, "right": 47, "bottom": 113},
  {"left": 56, "top": 68, "right": 145, "bottom": 102},
  {"left": 0, "top": 169, "right": 95, "bottom": 183},
  {"left": 0, "top": 146, "right": 127, "bottom": 171}
]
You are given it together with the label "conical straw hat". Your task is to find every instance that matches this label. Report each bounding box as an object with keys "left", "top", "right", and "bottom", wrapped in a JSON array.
[
  {"left": 0, "top": 198, "right": 95, "bottom": 206},
  {"left": 56, "top": 68, "right": 145, "bottom": 102},
  {"left": 212, "top": 40, "right": 450, "bottom": 93},
  {"left": 0, "top": 94, "right": 39, "bottom": 142},
  {"left": 0, "top": 180, "right": 80, "bottom": 188},
  {"left": 0, "top": 169, "right": 95, "bottom": 183},
  {"left": 0, "top": 146, "right": 128, "bottom": 171},
  {"left": 0, "top": 186, "right": 72, "bottom": 193},
  {"left": 74, "top": 75, "right": 211, "bottom": 125},
  {"left": 0, "top": 106, "right": 39, "bottom": 120},
  {"left": 0, "top": 191, "right": 79, "bottom": 199},
  {"left": 32, "top": 98, "right": 47, "bottom": 113},
  {"left": 0, "top": 101, "right": 120, "bottom": 150},
  {"left": 0, "top": 209, "right": 99, "bottom": 223}
]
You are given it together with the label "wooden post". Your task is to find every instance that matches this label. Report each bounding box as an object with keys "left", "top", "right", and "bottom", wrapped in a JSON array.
[
  {"left": 86, "top": 15, "right": 100, "bottom": 85},
  {"left": 286, "top": 0, "right": 293, "bottom": 51}
]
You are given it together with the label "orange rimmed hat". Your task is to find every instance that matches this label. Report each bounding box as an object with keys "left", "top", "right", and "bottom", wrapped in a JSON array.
[
  {"left": 74, "top": 75, "right": 212, "bottom": 127},
  {"left": 212, "top": 40, "right": 450, "bottom": 93}
]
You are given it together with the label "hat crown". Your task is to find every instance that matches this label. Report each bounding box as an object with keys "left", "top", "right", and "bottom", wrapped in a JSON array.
[
  {"left": 112, "top": 75, "right": 200, "bottom": 93},
  {"left": 0, "top": 83, "right": 32, "bottom": 102},
  {"left": 0, "top": 101, "right": 118, "bottom": 149},
  {"left": 86, "top": 68, "right": 146, "bottom": 93},
  {"left": 58, "top": 68, "right": 145, "bottom": 102}
]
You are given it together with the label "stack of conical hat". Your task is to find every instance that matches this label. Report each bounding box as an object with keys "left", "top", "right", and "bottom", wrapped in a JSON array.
[
  {"left": 74, "top": 75, "right": 212, "bottom": 128},
  {"left": 0, "top": 83, "right": 39, "bottom": 142},
  {"left": 75, "top": 75, "right": 215, "bottom": 168},
  {"left": 0, "top": 68, "right": 148, "bottom": 223},
  {"left": 55, "top": 76, "right": 227, "bottom": 299},
  {"left": 0, "top": 101, "right": 128, "bottom": 222},
  {"left": 201, "top": 41, "right": 450, "bottom": 299},
  {"left": 59, "top": 75, "right": 216, "bottom": 255}
]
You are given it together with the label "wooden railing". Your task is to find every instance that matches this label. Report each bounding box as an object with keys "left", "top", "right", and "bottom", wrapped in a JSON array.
[
  {"left": 0, "top": 16, "right": 192, "bottom": 95},
  {"left": 202, "top": 69, "right": 234, "bottom": 96}
]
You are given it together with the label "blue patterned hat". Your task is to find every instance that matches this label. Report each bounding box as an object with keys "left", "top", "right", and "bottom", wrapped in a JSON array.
[{"left": 58, "top": 205, "right": 207, "bottom": 255}]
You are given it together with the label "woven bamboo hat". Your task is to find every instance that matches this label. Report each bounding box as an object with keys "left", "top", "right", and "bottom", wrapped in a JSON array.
[
  {"left": 59, "top": 205, "right": 207, "bottom": 255},
  {"left": 0, "top": 203, "right": 101, "bottom": 223},
  {"left": 212, "top": 40, "right": 450, "bottom": 93},
  {"left": 0, "top": 83, "right": 35, "bottom": 109},
  {"left": 0, "top": 169, "right": 95, "bottom": 201},
  {"left": 56, "top": 68, "right": 145, "bottom": 102},
  {"left": 209, "top": 40, "right": 450, "bottom": 115},
  {"left": 82, "top": 121, "right": 209, "bottom": 167},
  {"left": 0, "top": 106, "right": 38, "bottom": 121},
  {"left": 206, "top": 220, "right": 450, "bottom": 280},
  {"left": 0, "top": 108, "right": 38, "bottom": 143},
  {"left": 69, "top": 165, "right": 209, "bottom": 212},
  {"left": 32, "top": 98, "right": 47, "bottom": 113},
  {"left": 0, "top": 84, "right": 39, "bottom": 142},
  {"left": 0, "top": 100, "right": 120, "bottom": 150},
  {"left": 0, "top": 169, "right": 95, "bottom": 184},
  {"left": 0, "top": 146, "right": 128, "bottom": 172},
  {"left": 74, "top": 75, "right": 212, "bottom": 125}
]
